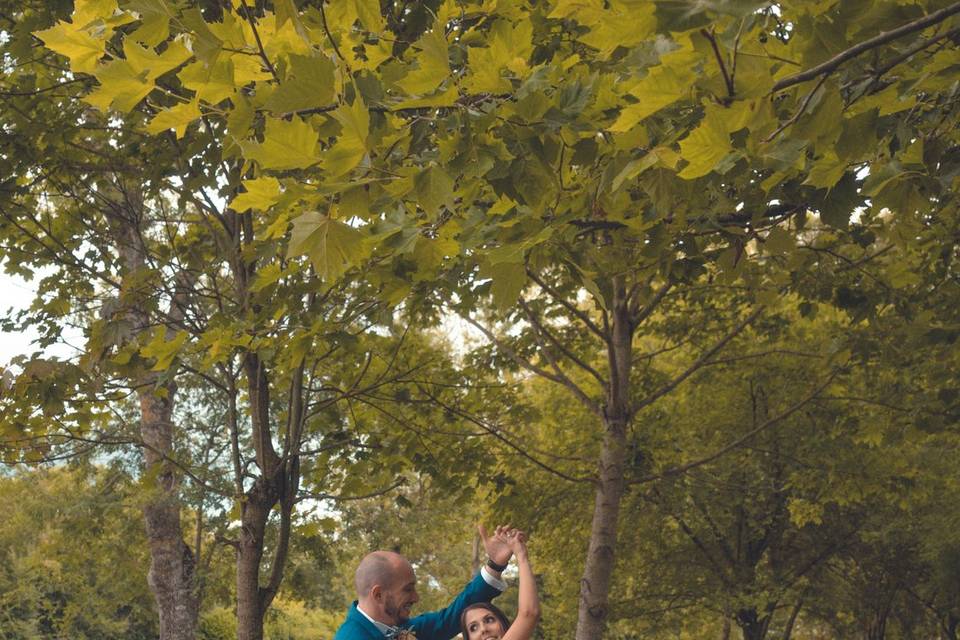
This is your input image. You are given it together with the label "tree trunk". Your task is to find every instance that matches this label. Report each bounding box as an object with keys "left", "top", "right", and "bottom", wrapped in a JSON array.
[
  {"left": 107, "top": 181, "right": 199, "bottom": 640},
  {"left": 141, "top": 389, "right": 200, "bottom": 640},
  {"left": 781, "top": 598, "right": 803, "bottom": 640},
  {"left": 575, "top": 280, "right": 632, "bottom": 640},
  {"left": 236, "top": 480, "right": 276, "bottom": 640},
  {"left": 575, "top": 421, "right": 628, "bottom": 639},
  {"left": 737, "top": 608, "right": 769, "bottom": 640},
  {"left": 947, "top": 614, "right": 959, "bottom": 640}
]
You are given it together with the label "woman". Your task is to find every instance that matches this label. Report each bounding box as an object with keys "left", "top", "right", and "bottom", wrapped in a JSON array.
[{"left": 460, "top": 529, "right": 540, "bottom": 640}]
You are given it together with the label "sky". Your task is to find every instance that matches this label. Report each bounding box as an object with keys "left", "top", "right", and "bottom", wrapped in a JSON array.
[{"left": 0, "top": 269, "right": 79, "bottom": 368}]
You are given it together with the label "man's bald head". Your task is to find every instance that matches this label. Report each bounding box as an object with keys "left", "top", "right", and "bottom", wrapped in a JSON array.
[{"left": 355, "top": 550, "right": 409, "bottom": 598}]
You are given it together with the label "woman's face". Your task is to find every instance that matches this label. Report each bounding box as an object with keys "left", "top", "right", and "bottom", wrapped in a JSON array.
[{"left": 463, "top": 607, "right": 505, "bottom": 640}]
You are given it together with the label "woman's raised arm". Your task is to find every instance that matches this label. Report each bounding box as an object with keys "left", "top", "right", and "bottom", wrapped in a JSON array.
[{"left": 502, "top": 532, "right": 540, "bottom": 640}]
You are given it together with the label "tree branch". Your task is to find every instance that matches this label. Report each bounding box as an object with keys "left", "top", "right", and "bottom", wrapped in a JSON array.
[
  {"left": 772, "top": 2, "right": 960, "bottom": 91},
  {"left": 526, "top": 268, "right": 610, "bottom": 345},
  {"left": 300, "top": 479, "right": 405, "bottom": 502},
  {"left": 238, "top": 0, "right": 279, "bottom": 81},
  {"left": 460, "top": 312, "right": 604, "bottom": 417},
  {"left": 632, "top": 306, "right": 764, "bottom": 414},
  {"left": 518, "top": 298, "right": 608, "bottom": 390},
  {"left": 632, "top": 369, "right": 839, "bottom": 484},
  {"left": 416, "top": 384, "right": 595, "bottom": 484}
]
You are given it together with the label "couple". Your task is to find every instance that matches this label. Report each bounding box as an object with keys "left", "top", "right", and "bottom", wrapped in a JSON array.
[{"left": 333, "top": 525, "right": 539, "bottom": 640}]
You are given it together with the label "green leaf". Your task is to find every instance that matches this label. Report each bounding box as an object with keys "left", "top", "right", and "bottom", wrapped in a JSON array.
[
  {"left": 678, "top": 106, "right": 732, "bottom": 180},
  {"left": 287, "top": 210, "right": 367, "bottom": 280},
  {"left": 230, "top": 177, "right": 282, "bottom": 212},
  {"left": 127, "top": 0, "right": 173, "bottom": 46},
  {"left": 85, "top": 59, "right": 154, "bottom": 112},
  {"left": 35, "top": 20, "right": 106, "bottom": 74},
  {"left": 610, "top": 62, "right": 694, "bottom": 132},
  {"left": 322, "top": 96, "right": 369, "bottom": 177},
  {"left": 479, "top": 261, "right": 526, "bottom": 310},
  {"left": 413, "top": 166, "right": 454, "bottom": 216},
  {"left": 178, "top": 58, "right": 236, "bottom": 105},
  {"left": 140, "top": 329, "right": 189, "bottom": 371},
  {"left": 352, "top": 0, "right": 385, "bottom": 32},
  {"left": 398, "top": 22, "right": 449, "bottom": 95},
  {"left": 264, "top": 54, "right": 336, "bottom": 114},
  {"left": 804, "top": 151, "right": 848, "bottom": 189},
  {"left": 242, "top": 117, "right": 319, "bottom": 170},
  {"left": 122, "top": 38, "right": 191, "bottom": 81}
]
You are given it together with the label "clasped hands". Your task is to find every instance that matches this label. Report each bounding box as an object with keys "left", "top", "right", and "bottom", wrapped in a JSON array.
[{"left": 479, "top": 523, "right": 528, "bottom": 569}]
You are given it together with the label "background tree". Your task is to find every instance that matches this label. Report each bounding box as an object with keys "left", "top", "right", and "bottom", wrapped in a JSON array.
[{"left": 3, "top": 0, "right": 958, "bottom": 639}]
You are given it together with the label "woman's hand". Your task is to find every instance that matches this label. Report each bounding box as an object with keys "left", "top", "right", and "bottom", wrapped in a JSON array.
[{"left": 499, "top": 528, "right": 528, "bottom": 558}]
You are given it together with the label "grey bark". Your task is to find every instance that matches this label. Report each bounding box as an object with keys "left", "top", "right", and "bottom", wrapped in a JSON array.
[
  {"left": 575, "top": 278, "right": 633, "bottom": 640},
  {"left": 106, "top": 181, "right": 199, "bottom": 640}
]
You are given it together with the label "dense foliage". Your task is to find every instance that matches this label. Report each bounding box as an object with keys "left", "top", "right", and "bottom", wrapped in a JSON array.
[{"left": 1, "top": 0, "right": 958, "bottom": 638}]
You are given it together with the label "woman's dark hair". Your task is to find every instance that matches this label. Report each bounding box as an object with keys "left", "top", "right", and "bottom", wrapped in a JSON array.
[{"left": 459, "top": 602, "right": 511, "bottom": 639}]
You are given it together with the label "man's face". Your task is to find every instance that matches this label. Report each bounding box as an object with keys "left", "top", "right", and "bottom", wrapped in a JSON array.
[{"left": 381, "top": 561, "right": 419, "bottom": 625}]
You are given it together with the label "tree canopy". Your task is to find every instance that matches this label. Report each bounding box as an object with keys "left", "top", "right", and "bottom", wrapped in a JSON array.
[{"left": 1, "top": 0, "right": 958, "bottom": 639}]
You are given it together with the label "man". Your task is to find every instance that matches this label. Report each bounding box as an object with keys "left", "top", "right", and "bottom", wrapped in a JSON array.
[{"left": 334, "top": 525, "right": 515, "bottom": 640}]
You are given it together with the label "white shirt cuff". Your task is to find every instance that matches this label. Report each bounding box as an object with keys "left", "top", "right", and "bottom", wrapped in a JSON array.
[{"left": 480, "top": 565, "right": 508, "bottom": 591}]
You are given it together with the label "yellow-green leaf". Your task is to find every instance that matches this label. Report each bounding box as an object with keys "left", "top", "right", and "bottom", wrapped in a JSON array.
[
  {"left": 287, "top": 210, "right": 367, "bottom": 281},
  {"left": 230, "top": 177, "right": 282, "bottom": 212},
  {"left": 123, "top": 38, "right": 191, "bottom": 81},
  {"left": 264, "top": 54, "right": 336, "bottom": 113},
  {"left": 678, "top": 107, "right": 732, "bottom": 180},
  {"left": 36, "top": 21, "right": 106, "bottom": 74},
  {"left": 352, "top": 0, "right": 385, "bottom": 32},
  {"left": 144, "top": 98, "right": 201, "bottom": 138},
  {"left": 322, "top": 96, "right": 369, "bottom": 177},
  {"left": 85, "top": 59, "right": 153, "bottom": 112},
  {"left": 398, "top": 22, "right": 449, "bottom": 95},
  {"left": 140, "top": 329, "right": 189, "bottom": 371},
  {"left": 178, "top": 57, "right": 236, "bottom": 105},
  {"left": 242, "top": 117, "right": 319, "bottom": 170}
]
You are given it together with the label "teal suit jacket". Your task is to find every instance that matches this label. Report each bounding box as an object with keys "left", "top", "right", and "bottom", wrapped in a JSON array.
[{"left": 333, "top": 572, "right": 500, "bottom": 640}]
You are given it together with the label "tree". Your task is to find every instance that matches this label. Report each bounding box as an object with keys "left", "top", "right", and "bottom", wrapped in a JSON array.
[
  {"left": 0, "top": 464, "right": 159, "bottom": 639},
  {"left": 16, "top": 0, "right": 960, "bottom": 638},
  {"left": 1, "top": 4, "right": 463, "bottom": 640}
]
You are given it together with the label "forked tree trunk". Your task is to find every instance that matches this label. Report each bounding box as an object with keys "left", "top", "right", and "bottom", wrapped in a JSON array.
[
  {"left": 737, "top": 608, "right": 770, "bottom": 640},
  {"left": 236, "top": 483, "right": 274, "bottom": 640},
  {"left": 576, "top": 280, "right": 633, "bottom": 640}
]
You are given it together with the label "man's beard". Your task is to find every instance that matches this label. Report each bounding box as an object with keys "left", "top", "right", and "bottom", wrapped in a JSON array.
[{"left": 385, "top": 596, "right": 409, "bottom": 623}]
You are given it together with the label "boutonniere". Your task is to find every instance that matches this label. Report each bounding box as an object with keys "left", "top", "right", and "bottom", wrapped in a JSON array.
[{"left": 386, "top": 628, "right": 417, "bottom": 640}]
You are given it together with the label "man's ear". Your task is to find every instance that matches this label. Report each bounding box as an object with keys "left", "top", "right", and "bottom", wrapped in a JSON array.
[{"left": 371, "top": 584, "right": 382, "bottom": 601}]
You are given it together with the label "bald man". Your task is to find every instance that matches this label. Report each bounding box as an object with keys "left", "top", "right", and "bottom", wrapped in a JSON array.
[{"left": 333, "top": 525, "right": 513, "bottom": 640}]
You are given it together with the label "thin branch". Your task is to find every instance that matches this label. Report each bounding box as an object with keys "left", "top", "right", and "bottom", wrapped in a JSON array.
[
  {"left": 526, "top": 268, "right": 610, "bottom": 345},
  {"left": 772, "top": 2, "right": 960, "bottom": 91},
  {"left": 632, "top": 307, "right": 764, "bottom": 414},
  {"left": 629, "top": 281, "right": 672, "bottom": 327},
  {"left": 300, "top": 479, "right": 404, "bottom": 502},
  {"left": 632, "top": 369, "right": 839, "bottom": 484},
  {"left": 700, "top": 28, "right": 735, "bottom": 98},
  {"left": 764, "top": 73, "right": 829, "bottom": 142},
  {"left": 518, "top": 298, "right": 608, "bottom": 390},
  {"left": 416, "top": 385, "right": 595, "bottom": 484},
  {"left": 0, "top": 77, "right": 89, "bottom": 97},
  {"left": 318, "top": 0, "right": 347, "bottom": 63},
  {"left": 238, "top": 0, "right": 279, "bottom": 81},
  {"left": 857, "top": 26, "right": 960, "bottom": 85},
  {"left": 460, "top": 312, "right": 603, "bottom": 417}
]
